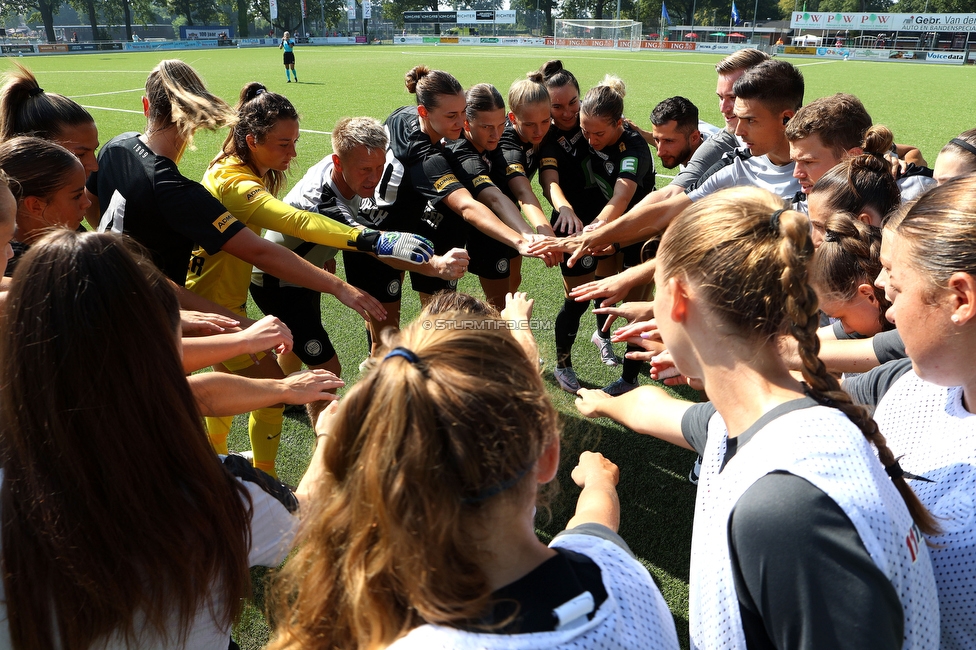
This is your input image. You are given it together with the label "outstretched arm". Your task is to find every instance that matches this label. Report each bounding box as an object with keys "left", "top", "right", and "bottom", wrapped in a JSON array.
[
  {"left": 189, "top": 369, "right": 343, "bottom": 417},
  {"left": 575, "top": 384, "right": 694, "bottom": 450},
  {"left": 564, "top": 192, "right": 690, "bottom": 267},
  {"left": 220, "top": 228, "right": 388, "bottom": 322},
  {"left": 182, "top": 314, "right": 293, "bottom": 373},
  {"left": 540, "top": 168, "right": 583, "bottom": 236},
  {"left": 567, "top": 452, "right": 621, "bottom": 532}
]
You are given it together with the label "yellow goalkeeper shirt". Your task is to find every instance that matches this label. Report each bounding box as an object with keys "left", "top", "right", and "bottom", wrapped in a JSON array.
[{"left": 186, "top": 156, "right": 364, "bottom": 312}]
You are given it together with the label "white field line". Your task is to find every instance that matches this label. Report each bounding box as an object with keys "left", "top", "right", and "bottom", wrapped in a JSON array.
[
  {"left": 400, "top": 49, "right": 717, "bottom": 66},
  {"left": 80, "top": 103, "right": 333, "bottom": 135},
  {"left": 70, "top": 88, "right": 144, "bottom": 98},
  {"left": 80, "top": 105, "right": 143, "bottom": 114}
]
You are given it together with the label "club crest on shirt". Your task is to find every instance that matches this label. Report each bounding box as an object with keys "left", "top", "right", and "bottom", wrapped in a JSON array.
[{"left": 605, "top": 161, "right": 615, "bottom": 175}]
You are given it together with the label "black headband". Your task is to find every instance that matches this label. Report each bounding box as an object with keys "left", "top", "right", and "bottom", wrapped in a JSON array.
[{"left": 950, "top": 137, "right": 976, "bottom": 159}]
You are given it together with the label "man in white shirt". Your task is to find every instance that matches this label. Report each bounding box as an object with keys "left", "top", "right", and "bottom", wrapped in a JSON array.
[{"left": 559, "top": 59, "right": 804, "bottom": 262}]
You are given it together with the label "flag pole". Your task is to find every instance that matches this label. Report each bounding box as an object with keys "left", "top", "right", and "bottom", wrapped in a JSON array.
[{"left": 751, "top": 0, "right": 758, "bottom": 43}]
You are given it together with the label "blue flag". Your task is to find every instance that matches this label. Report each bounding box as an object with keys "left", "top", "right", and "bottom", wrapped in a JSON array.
[
  {"left": 731, "top": 0, "right": 740, "bottom": 25},
  {"left": 661, "top": 2, "right": 672, "bottom": 25}
]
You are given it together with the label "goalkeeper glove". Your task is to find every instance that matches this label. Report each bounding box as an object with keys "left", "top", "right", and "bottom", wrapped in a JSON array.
[{"left": 355, "top": 229, "right": 434, "bottom": 264}]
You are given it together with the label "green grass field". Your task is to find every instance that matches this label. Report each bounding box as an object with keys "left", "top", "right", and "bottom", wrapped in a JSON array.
[{"left": 10, "top": 46, "right": 974, "bottom": 648}]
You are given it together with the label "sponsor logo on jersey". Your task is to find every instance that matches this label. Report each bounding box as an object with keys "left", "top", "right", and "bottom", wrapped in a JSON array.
[
  {"left": 905, "top": 523, "right": 922, "bottom": 563},
  {"left": 423, "top": 202, "right": 444, "bottom": 229},
  {"left": 473, "top": 174, "right": 493, "bottom": 187},
  {"left": 188, "top": 254, "right": 205, "bottom": 277},
  {"left": 386, "top": 279, "right": 401, "bottom": 297},
  {"left": 245, "top": 188, "right": 262, "bottom": 201},
  {"left": 619, "top": 157, "right": 639, "bottom": 174},
  {"left": 358, "top": 198, "right": 389, "bottom": 227},
  {"left": 541, "top": 157, "right": 558, "bottom": 168},
  {"left": 618, "top": 142, "right": 627, "bottom": 152},
  {"left": 213, "top": 212, "right": 238, "bottom": 233},
  {"left": 506, "top": 163, "right": 526, "bottom": 175},
  {"left": 304, "top": 339, "right": 323, "bottom": 358},
  {"left": 433, "top": 173, "right": 459, "bottom": 192},
  {"left": 495, "top": 257, "right": 510, "bottom": 274}
]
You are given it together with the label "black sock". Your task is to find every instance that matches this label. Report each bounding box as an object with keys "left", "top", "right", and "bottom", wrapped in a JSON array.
[
  {"left": 594, "top": 305, "right": 612, "bottom": 340},
  {"left": 591, "top": 276, "right": 615, "bottom": 340},
  {"left": 555, "top": 297, "right": 589, "bottom": 368},
  {"left": 621, "top": 344, "right": 642, "bottom": 384}
]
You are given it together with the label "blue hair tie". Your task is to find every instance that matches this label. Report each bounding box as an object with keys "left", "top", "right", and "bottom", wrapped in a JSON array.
[
  {"left": 384, "top": 347, "right": 420, "bottom": 364},
  {"left": 462, "top": 463, "right": 534, "bottom": 505}
]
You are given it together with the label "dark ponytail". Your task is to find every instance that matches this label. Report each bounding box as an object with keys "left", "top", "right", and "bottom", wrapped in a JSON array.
[
  {"left": 0, "top": 63, "right": 93, "bottom": 141},
  {"left": 464, "top": 83, "right": 505, "bottom": 122},
  {"left": 405, "top": 65, "right": 463, "bottom": 109},
  {"left": 215, "top": 82, "right": 299, "bottom": 197}
]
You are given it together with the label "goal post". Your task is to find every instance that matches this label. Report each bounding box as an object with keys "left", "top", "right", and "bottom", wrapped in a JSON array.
[{"left": 553, "top": 19, "right": 641, "bottom": 51}]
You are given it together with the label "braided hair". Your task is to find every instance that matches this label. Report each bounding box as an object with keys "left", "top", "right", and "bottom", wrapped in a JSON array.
[{"left": 658, "top": 186, "right": 939, "bottom": 536}]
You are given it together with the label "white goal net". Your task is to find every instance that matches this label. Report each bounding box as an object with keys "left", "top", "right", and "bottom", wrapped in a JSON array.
[{"left": 553, "top": 19, "right": 641, "bottom": 51}]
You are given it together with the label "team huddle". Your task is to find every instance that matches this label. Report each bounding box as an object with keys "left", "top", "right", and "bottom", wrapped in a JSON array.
[{"left": 0, "top": 47, "right": 974, "bottom": 649}]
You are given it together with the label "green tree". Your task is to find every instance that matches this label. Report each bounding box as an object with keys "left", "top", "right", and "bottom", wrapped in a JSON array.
[
  {"left": 382, "top": 0, "right": 437, "bottom": 29},
  {"left": 165, "top": 0, "right": 218, "bottom": 25},
  {"left": 66, "top": 0, "right": 98, "bottom": 40},
  {"left": 2, "top": 0, "right": 59, "bottom": 42},
  {"left": 511, "top": 0, "right": 557, "bottom": 33},
  {"left": 457, "top": 0, "right": 504, "bottom": 9},
  {"left": 99, "top": 0, "right": 160, "bottom": 40}
]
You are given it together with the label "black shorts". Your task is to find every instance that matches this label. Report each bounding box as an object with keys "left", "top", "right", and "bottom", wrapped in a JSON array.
[
  {"left": 549, "top": 209, "right": 598, "bottom": 278},
  {"left": 411, "top": 209, "right": 465, "bottom": 295},
  {"left": 465, "top": 221, "right": 518, "bottom": 280},
  {"left": 283, "top": 51, "right": 295, "bottom": 65},
  {"left": 343, "top": 250, "right": 404, "bottom": 302},
  {"left": 248, "top": 281, "right": 337, "bottom": 366},
  {"left": 621, "top": 242, "right": 643, "bottom": 269}
]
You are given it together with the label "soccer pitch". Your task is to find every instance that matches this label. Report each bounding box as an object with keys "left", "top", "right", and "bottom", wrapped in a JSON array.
[{"left": 11, "top": 46, "right": 974, "bottom": 648}]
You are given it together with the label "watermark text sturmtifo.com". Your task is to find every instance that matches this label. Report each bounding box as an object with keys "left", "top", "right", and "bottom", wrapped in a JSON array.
[{"left": 422, "top": 318, "right": 555, "bottom": 331}]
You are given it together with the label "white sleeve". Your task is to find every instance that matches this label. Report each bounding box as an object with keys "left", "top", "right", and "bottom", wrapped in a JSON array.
[
  {"left": 240, "top": 480, "right": 300, "bottom": 566},
  {"left": 687, "top": 161, "right": 738, "bottom": 202}
]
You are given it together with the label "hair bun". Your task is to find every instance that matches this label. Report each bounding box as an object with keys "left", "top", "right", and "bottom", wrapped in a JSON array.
[
  {"left": 404, "top": 65, "right": 431, "bottom": 94},
  {"left": 541, "top": 59, "right": 564, "bottom": 79}
]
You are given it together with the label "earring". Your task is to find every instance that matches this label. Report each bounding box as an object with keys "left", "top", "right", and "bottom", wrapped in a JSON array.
[{"left": 951, "top": 315, "right": 961, "bottom": 323}]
